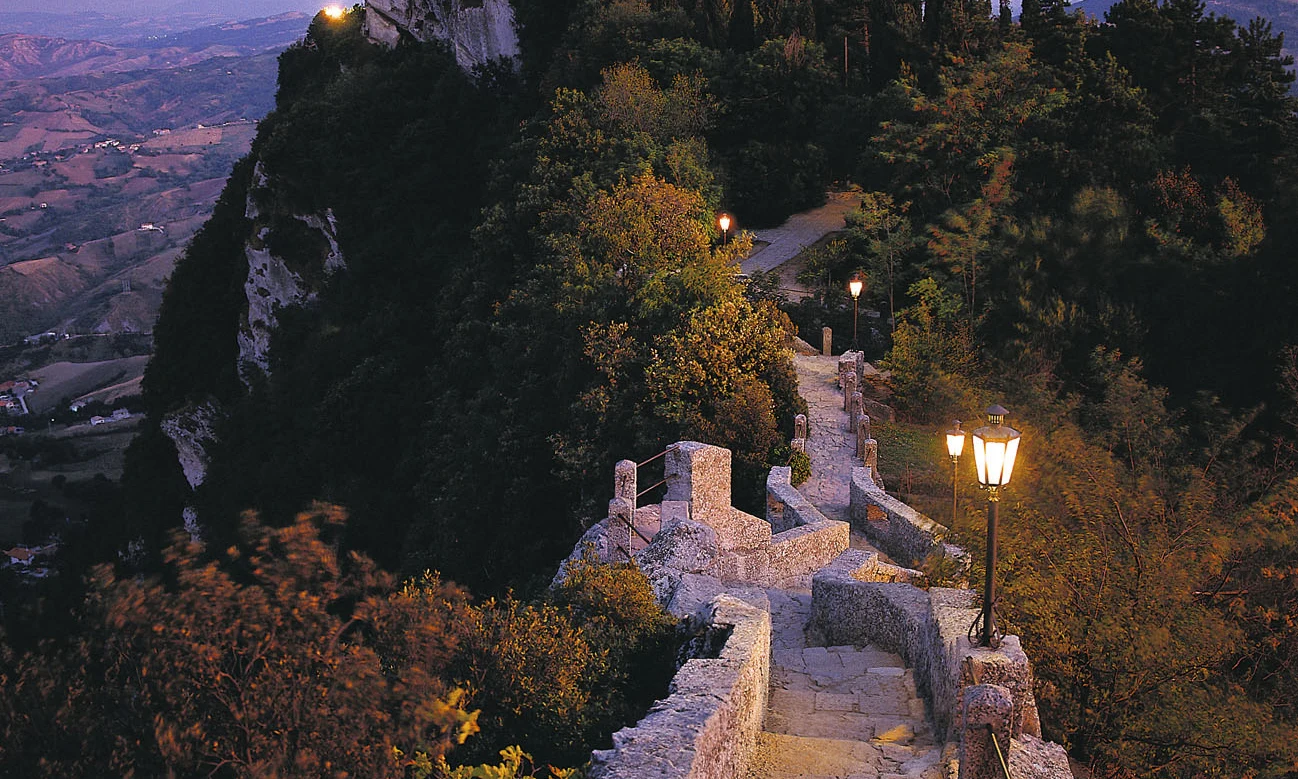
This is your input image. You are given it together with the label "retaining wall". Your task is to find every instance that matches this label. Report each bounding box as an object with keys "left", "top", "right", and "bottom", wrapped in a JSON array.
[
  {"left": 588, "top": 593, "right": 771, "bottom": 779},
  {"left": 811, "top": 551, "right": 1070, "bottom": 778},
  {"left": 850, "top": 466, "right": 968, "bottom": 572}
]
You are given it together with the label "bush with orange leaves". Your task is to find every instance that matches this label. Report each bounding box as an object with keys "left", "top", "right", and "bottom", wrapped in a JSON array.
[
  {"left": 0, "top": 508, "right": 679, "bottom": 777},
  {"left": 1, "top": 504, "right": 478, "bottom": 777}
]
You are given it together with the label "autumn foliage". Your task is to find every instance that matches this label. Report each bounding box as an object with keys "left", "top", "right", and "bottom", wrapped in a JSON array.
[{"left": 0, "top": 508, "right": 678, "bottom": 777}]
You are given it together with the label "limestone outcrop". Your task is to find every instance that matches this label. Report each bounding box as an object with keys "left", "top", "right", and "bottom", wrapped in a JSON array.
[
  {"left": 362, "top": 0, "right": 519, "bottom": 70},
  {"left": 237, "top": 164, "right": 347, "bottom": 386},
  {"left": 159, "top": 400, "right": 223, "bottom": 540},
  {"left": 159, "top": 401, "right": 221, "bottom": 491}
]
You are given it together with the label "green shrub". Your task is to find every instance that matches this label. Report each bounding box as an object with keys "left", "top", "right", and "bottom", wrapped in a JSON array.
[{"left": 789, "top": 449, "right": 812, "bottom": 486}]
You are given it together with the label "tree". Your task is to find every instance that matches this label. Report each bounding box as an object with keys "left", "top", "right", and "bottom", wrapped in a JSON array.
[
  {"left": 1, "top": 506, "right": 479, "bottom": 777},
  {"left": 847, "top": 191, "right": 915, "bottom": 332}
]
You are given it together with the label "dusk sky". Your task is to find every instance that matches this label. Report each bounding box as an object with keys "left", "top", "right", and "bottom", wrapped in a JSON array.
[{"left": 6, "top": 0, "right": 329, "bottom": 18}]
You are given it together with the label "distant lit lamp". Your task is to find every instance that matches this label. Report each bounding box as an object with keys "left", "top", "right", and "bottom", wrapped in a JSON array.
[
  {"left": 323, "top": 4, "right": 345, "bottom": 19},
  {"left": 971, "top": 405, "right": 1021, "bottom": 648},
  {"left": 848, "top": 272, "right": 864, "bottom": 349},
  {"left": 945, "top": 419, "right": 965, "bottom": 528},
  {"left": 718, "top": 213, "right": 732, "bottom": 244}
]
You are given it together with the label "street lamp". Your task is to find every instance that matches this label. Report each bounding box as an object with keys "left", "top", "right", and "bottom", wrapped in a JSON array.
[
  {"left": 945, "top": 419, "right": 965, "bottom": 527},
  {"left": 848, "top": 272, "right": 864, "bottom": 349},
  {"left": 971, "top": 405, "right": 1020, "bottom": 648},
  {"left": 718, "top": 213, "right": 731, "bottom": 244}
]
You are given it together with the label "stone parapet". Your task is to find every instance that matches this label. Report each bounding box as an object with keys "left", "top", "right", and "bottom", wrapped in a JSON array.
[
  {"left": 810, "top": 554, "right": 1067, "bottom": 779},
  {"left": 851, "top": 467, "right": 968, "bottom": 572},
  {"left": 589, "top": 594, "right": 771, "bottom": 779},
  {"left": 766, "top": 519, "right": 851, "bottom": 585},
  {"left": 766, "top": 465, "right": 825, "bottom": 533}
]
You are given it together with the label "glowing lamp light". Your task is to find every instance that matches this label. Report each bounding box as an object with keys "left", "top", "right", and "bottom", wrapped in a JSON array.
[
  {"left": 718, "top": 214, "right": 731, "bottom": 233},
  {"left": 323, "top": 4, "right": 346, "bottom": 19},
  {"left": 848, "top": 273, "right": 864, "bottom": 300},
  {"left": 945, "top": 420, "right": 965, "bottom": 460},
  {"left": 972, "top": 405, "right": 1020, "bottom": 491}
]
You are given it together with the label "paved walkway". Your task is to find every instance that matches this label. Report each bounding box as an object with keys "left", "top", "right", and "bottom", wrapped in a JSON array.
[
  {"left": 747, "top": 355, "right": 941, "bottom": 779},
  {"left": 741, "top": 191, "right": 862, "bottom": 274},
  {"left": 740, "top": 191, "right": 862, "bottom": 301},
  {"left": 793, "top": 354, "right": 856, "bottom": 524}
]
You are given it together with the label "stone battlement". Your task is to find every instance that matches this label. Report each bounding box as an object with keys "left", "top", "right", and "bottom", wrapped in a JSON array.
[{"left": 557, "top": 430, "right": 1072, "bottom": 779}]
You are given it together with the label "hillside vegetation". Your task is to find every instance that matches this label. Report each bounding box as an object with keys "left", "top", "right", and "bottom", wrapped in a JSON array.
[{"left": 2, "top": 0, "right": 1298, "bottom": 776}]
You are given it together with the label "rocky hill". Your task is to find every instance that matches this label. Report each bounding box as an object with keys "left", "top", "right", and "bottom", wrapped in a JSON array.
[{"left": 0, "top": 22, "right": 295, "bottom": 342}]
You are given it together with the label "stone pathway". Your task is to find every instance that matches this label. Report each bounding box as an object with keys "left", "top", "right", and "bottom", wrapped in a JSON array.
[
  {"left": 793, "top": 353, "right": 856, "bottom": 523},
  {"left": 746, "top": 589, "right": 942, "bottom": 779},
  {"left": 746, "top": 354, "right": 940, "bottom": 779},
  {"left": 742, "top": 191, "right": 862, "bottom": 275}
]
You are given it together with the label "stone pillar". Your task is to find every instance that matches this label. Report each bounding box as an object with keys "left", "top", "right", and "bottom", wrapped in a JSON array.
[
  {"left": 959, "top": 684, "right": 1014, "bottom": 779},
  {"left": 863, "top": 438, "right": 884, "bottom": 489},
  {"left": 855, "top": 351, "right": 866, "bottom": 385},
  {"left": 608, "top": 497, "right": 634, "bottom": 562},
  {"left": 794, "top": 413, "right": 808, "bottom": 441},
  {"left": 843, "top": 371, "right": 857, "bottom": 411},
  {"left": 665, "top": 441, "right": 732, "bottom": 530},
  {"left": 849, "top": 392, "right": 863, "bottom": 438},
  {"left": 856, "top": 414, "right": 871, "bottom": 455},
  {"left": 614, "top": 459, "right": 637, "bottom": 502},
  {"left": 822, "top": 327, "right": 832, "bottom": 356},
  {"left": 666, "top": 441, "right": 768, "bottom": 551},
  {"left": 838, "top": 354, "right": 855, "bottom": 390}
]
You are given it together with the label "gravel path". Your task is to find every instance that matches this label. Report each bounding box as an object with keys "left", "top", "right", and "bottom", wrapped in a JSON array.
[{"left": 745, "top": 354, "right": 941, "bottom": 779}]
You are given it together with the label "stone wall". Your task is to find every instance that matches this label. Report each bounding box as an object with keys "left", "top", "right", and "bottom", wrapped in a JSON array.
[
  {"left": 588, "top": 594, "right": 771, "bottom": 779},
  {"left": 851, "top": 466, "right": 968, "bottom": 572},
  {"left": 810, "top": 552, "right": 1070, "bottom": 778},
  {"left": 766, "top": 465, "right": 821, "bottom": 533}
]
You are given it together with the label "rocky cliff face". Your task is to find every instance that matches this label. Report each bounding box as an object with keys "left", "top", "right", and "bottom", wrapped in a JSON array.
[
  {"left": 362, "top": 0, "right": 519, "bottom": 70},
  {"left": 237, "top": 162, "right": 347, "bottom": 385}
]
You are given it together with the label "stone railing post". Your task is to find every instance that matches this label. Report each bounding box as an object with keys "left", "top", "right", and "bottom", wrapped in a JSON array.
[
  {"left": 849, "top": 392, "right": 863, "bottom": 437},
  {"left": 837, "top": 354, "right": 855, "bottom": 390},
  {"left": 822, "top": 327, "right": 833, "bottom": 356},
  {"left": 862, "top": 437, "right": 884, "bottom": 489},
  {"left": 794, "top": 413, "right": 808, "bottom": 441},
  {"left": 614, "top": 459, "right": 637, "bottom": 502},
  {"left": 843, "top": 371, "right": 857, "bottom": 411},
  {"left": 959, "top": 684, "right": 1013, "bottom": 779},
  {"left": 856, "top": 414, "right": 871, "bottom": 456},
  {"left": 608, "top": 497, "right": 634, "bottom": 562}
]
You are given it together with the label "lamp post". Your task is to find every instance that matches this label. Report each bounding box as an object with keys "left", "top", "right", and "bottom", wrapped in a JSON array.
[
  {"left": 971, "top": 405, "right": 1021, "bottom": 648},
  {"left": 848, "top": 272, "right": 864, "bottom": 349},
  {"left": 718, "top": 213, "right": 731, "bottom": 245},
  {"left": 945, "top": 420, "right": 965, "bottom": 528}
]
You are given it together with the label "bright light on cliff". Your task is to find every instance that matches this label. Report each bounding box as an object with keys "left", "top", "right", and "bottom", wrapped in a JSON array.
[{"left": 323, "top": 4, "right": 345, "bottom": 19}]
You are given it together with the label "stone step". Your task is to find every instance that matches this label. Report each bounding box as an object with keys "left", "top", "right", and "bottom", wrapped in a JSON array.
[{"left": 746, "top": 732, "right": 945, "bottom": 779}]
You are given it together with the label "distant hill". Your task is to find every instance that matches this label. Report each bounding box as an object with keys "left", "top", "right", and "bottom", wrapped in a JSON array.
[
  {"left": 0, "top": 13, "right": 312, "bottom": 80},
  {"left": 0, "top": 40, "right": 284, "bottom": 341},
  {"left": 1073, "top": 0, "right": 1298, "bottom": 62},
  {"left": 0, "top": 3, "right": 323, "bottom": 44}
]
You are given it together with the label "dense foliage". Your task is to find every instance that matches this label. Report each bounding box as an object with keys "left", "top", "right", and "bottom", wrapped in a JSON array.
[{"left": 0, "top": 507, "right": 674, "bottom": 776}]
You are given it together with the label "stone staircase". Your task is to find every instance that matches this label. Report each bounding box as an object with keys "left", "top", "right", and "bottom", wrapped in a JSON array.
[
  {"left": 746, "top": 356, "right": 945, "bottom": 779},
  {"left": 747, "top": 587, "right": 944, "bottom": 779}
]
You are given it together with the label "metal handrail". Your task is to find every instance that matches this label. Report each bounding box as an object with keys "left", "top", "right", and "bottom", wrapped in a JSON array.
[
  {"left": 635, "top": 478, "right": 667, "bottom": 500},
  {"left": 987, "top": 724, "right": 1011, "bottom": 778},
  {"left": 637, "top": 444, "right": 677, "bottom": 468}
]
